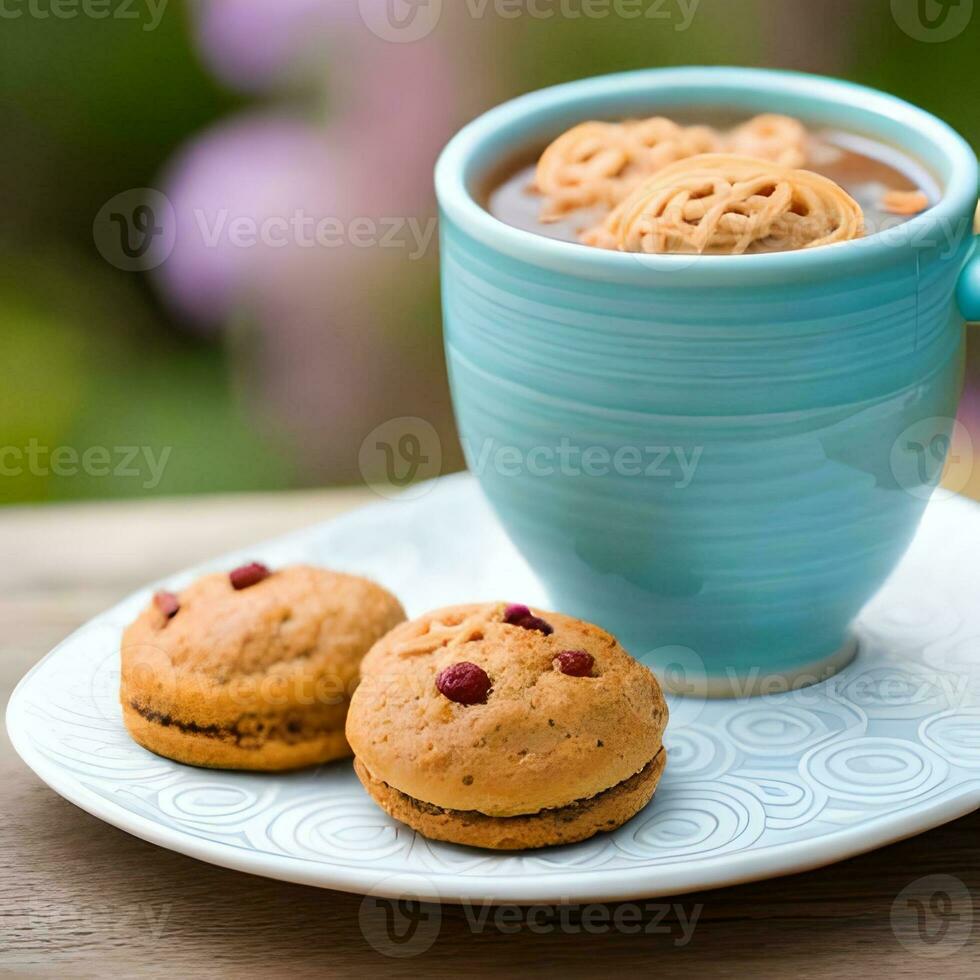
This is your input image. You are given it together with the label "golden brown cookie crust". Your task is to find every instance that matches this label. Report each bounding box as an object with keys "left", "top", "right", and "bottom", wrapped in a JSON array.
[
  {"left": 348, "top": 603, "right": 668, "bottom": 816},
  {"left": 354, "top": 750, "right": 666, "bottom": 850},
  {"left": 120, "top": 565, "right": 405, "bottom": 771}
]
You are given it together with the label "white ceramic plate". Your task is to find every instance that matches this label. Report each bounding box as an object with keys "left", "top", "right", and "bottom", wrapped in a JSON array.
[{"left": 7, "top": 475, "right": 980, "bottom": 904}]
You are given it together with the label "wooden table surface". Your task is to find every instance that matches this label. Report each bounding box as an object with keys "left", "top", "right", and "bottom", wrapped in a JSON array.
[{"left": 1, "top": 490, "right": 977, "bottom": 978}]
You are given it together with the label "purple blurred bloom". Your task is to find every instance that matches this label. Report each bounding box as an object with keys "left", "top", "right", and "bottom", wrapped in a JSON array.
[
  {"left": 154, "top": 113, "right": 353, "bottom": 330},
  {"left": 194, "top": 0, "right": 349, "bottom": 92}
]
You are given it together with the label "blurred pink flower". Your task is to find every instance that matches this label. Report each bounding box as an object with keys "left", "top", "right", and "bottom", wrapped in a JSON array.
[
  {"left": 155, "top": 31, "right": 458, "bottom": 329},
  {"left": 330, "top": 36, "right": 459, "bottom": 209},
  {"left": 155, "top": 1, "right": 474, "bottom": 481},
  {"left": 193, "top": 0, "right": 349, "bottom": 92},
  {"left": 960, "top": 382, "right": 980, "bottom": 428},
  {"left": 154, "top": 113, "right": 356, "bottom": 330}
]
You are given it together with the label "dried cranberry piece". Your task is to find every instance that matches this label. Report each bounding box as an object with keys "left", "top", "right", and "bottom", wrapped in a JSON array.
[
  {"left": 436, "top": 662, "right": 491, "bottom": 705},
  {"left": 503, "top": 603, "right": 554, "bottom": 636},
  {"left": 153, "top": 591, "right": 180, "bottom": 620},
  {"left": 555, "top": 650, "right": 595, "bottom": 677},
  {"left": 230, "top": 562, "right": 271, "bottom": 591}
]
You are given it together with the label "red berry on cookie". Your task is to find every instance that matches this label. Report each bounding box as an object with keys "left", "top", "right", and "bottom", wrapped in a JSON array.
[
  {"left": 554, "top": 650, "right": 595, "bottom": 677},
  {"left": 503, "top": 603, "right": 554, "bottom": 635},
  {"left": 230, "top": 562, "right": 272, "bottom": 591},
  {"left": 436, "top": 662, "right": 492, "bottom": 705}
]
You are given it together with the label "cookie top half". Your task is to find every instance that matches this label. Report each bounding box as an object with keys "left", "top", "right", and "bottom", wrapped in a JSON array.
[
  {"left": 347, "top": 603, "right": 667, "bottom": 817},
  {"left": 121, "top": 564, "right": 405, "bottom": 727}
]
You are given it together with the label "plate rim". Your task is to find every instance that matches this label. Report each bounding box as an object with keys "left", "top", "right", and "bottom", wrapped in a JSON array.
[{"left": 7, "top": 477, "right": 980, "bottom": 905}]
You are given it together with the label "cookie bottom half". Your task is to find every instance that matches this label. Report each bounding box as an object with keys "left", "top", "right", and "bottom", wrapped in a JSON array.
[
  {"left": 354, "top": 749, "right": 667, "bottom": 850},
  {"left": 122, "top": 701, "right": 351, "bottom": 771}
]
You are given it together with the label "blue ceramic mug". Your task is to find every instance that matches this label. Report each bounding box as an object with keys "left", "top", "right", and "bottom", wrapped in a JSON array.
[{"left": 435, "top": 68, "right": 980, "bottom": 696}]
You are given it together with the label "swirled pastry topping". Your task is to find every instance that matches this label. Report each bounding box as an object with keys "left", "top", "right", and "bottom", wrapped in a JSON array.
[
  {"left": 726, "top": 114, "right": 808, "bottom": 168},
  {"left": 535, "top": 122, "right": 634, "bottom": 220},
  {"left": 535, "top": 114, "right": 813, "bottom": 222},
  {"left": 535, "top": 117, "right": 729, "bottom": 220},
  {"left": 582, "top": 154, "right": 865, "bottom": 255}
]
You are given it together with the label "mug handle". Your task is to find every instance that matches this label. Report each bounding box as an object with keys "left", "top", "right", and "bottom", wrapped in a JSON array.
[{"left": 956, "top": 203, "right": 980, "bottom": 321}]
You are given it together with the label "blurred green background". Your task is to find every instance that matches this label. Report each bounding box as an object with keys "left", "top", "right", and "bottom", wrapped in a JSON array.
[{"left": 1, "top": 0, "right": 977, "bottom": 505}]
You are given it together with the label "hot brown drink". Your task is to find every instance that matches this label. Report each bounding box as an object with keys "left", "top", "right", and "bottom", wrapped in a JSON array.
[{"left": 485, "top": 113, "right": 938, "bottom": 255}]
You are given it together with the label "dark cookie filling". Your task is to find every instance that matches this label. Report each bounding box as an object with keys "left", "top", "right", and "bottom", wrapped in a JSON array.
[
  {"left": 376, "top": 751, "right": 663, "bottom": 824},
  {"left": 129, "top": 700, "right": 341, "bottom": 749}
]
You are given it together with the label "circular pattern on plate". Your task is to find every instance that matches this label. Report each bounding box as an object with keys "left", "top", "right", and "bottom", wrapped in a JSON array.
[
  {"left": 801, "top": 737, "right": 948, "bottom": 805},
  {"left": 664, "top": 724, "right": 737, "bottom": 780},
  {"left": 156, "top": 781, "right": 278, "bottom": 828},
  {"left": 920, "top": 711, "right": 980, "bottom": 769},
  {"left": 839, "top": 665, "right": 949, "bottom": 720},
  {"left": 264, "top": 794, "right": 416, "bottom": 863},
  {"left": 725, "top": 705, "right": 846, "bottom": 757},
  {"left": 728, "top": 772, "right": 829, "bottom": 830},
  {"left": 613, "top": 780, "right": 765, "bottom": 860}
]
